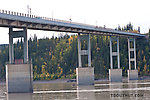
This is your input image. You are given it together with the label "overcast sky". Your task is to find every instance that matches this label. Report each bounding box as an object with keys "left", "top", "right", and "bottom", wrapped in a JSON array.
[{"left": 0, "top": 0, "right": 150, "bottom": 44}]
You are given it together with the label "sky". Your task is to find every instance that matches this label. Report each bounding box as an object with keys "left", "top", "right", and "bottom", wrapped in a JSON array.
[{"left": 0, "top": 0, "right": 150, "bottom": 44}]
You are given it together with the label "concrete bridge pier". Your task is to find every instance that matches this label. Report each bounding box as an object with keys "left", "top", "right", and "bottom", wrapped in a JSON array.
[
  {"left": 76, "top": 34, "right": 94, "bottom": 85},
  {"left": 109, "top": 36, "right": 122, "bottom": 82},
  {"left": 6, "top": 27, "right": 33, "bottom": 93},
  {"left": 128, "top": 38, "right": 138, "bottom": 80}
]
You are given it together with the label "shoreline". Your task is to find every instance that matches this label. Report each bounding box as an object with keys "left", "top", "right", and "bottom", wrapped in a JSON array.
[
  {"left": 1, "top": 76, "right": 150, "bottom": 85},
  {"left": 33, "top": 79, "right": 71, "bottom": 84}
]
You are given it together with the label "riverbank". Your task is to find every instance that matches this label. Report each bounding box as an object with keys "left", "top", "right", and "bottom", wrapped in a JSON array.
[
  {"left": 0, "top": 79, "right": 73, "bottom": 85},
  {"left": 1, "top": 76, "right": 150, "bottom": 85},
  {"left": 33, "top": 79, "right": 71, "bottom": 84}
]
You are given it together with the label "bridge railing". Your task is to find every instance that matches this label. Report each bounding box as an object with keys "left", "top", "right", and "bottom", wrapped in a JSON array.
[
  {"left": 0, "top": 9, "right": 97, "bottom": 28},
  {"left": 0, "top": 9, "right": 142, "bottom": 35}
]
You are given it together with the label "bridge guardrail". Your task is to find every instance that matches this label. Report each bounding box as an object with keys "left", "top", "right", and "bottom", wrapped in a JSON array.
[
  {"left": 0, "top": 9, "right": 144, "bottom": 36},
  {"left": 0, "top": 9, "right": 97, "bottom": 28}
]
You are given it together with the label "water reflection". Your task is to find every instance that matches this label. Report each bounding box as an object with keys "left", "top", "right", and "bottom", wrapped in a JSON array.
[
  {"left": 7, "top": 93, "right": 32, "bottom": 100},
  {"left": 1, "top": 80, "right": 150, "bottom": 100},
  {"left": 128, "top": 80, "right": 138, "bottom": 100},
  {"left": 109, "top": 82, "right": 123, "bottom": 100},
  {"left": 77, "top": 85, "right": 96, "bottom": 100},
  {"left": 109, "top": 81, "right": 142, "bottom": 100}
]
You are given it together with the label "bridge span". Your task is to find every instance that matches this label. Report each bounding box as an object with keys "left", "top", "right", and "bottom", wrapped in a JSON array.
[
  {"left": 0, "top": 9, "right": 145, "bottom": 37},
  {"left": 0, "top": 9, "right": 146, "bottom": 93}
]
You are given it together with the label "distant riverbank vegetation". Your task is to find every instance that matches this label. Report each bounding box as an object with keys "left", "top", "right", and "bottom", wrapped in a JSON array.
[{"left": 0, "top": 23, "right": 150, "bottom": 81}]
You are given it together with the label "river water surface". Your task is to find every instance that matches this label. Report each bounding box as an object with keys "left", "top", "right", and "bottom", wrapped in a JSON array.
[{"left": 1, "top": 80, "right": 150, "bottom": 100}]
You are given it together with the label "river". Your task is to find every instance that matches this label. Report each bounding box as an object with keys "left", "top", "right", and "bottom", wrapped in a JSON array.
[{"left": 0, "top": 79, "right": 150, "bottom": 100}]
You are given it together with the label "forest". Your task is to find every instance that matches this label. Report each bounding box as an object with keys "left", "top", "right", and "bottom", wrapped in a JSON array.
[{"left": 0, "top": 23, "right": 149, "bottom": 81}]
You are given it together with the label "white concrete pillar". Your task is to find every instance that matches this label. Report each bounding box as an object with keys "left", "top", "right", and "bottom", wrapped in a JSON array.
[
  {"left": 76, "top": 67, "right": 94, "bottom": 85},
  {"left": 6, "top": 64, "right": 33, "bottom": 93},
  {"left": 88, "top": 34, "right": 91, "bottom": 67},
  {"left": 23, "top": 28, "right": 28, "bottom": 63},
  {"left": 78, "top": 34, "right": 82, "bottom": 67}
]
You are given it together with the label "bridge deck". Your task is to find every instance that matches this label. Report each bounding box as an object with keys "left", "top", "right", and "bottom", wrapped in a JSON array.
[{"left": 0, "top": 10, "right": 145, "bottom": 37}]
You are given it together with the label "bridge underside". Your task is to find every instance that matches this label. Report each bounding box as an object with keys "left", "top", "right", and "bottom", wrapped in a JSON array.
[{"left": 0, "top": 18, "right": 137, "bottom": 37}]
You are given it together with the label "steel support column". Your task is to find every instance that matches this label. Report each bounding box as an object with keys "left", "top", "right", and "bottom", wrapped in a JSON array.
[
  {"left": 23, "top": 28, "right": 28, "bottom": 63},
  {"left": 110, "top": 37, "right": 113, "bottom": 69},
  {"left": 78, "top": 34, "right": 82, "bottom": 67},
  {"left": 8, "top": 28, "right": 28, "bottom": 63},
  {"left": 117, "top": 37, "right": 120, "bottom": 69},
  {"left": 77, "top": 34, "right": 91, "bottom": 67},
  {"left": 134, "top": 38, "right": 137, "bottom": 70},
  {"left": 88, "top": 34, "right": 91, "bottom": 67},
  {"left": 128, "top": 38, "right": 138, "bottom": 80},
  {"left": 6, "top": 27, "right": 33, "bottom": 93},
  {"left": 109, "top": 36, "right": 120, "bottom": 69},
  {"left": 9, "top": 28, "right": 14, "bottom": 64},
  {"left": 128, "top": 38, "right": 136, "bottom": 70},
  {"left": 109, "top": 36, "right": 122, "bottom": 82},
  {"left": 76, "top": 34, "right": 94, "bottom": 85}
]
